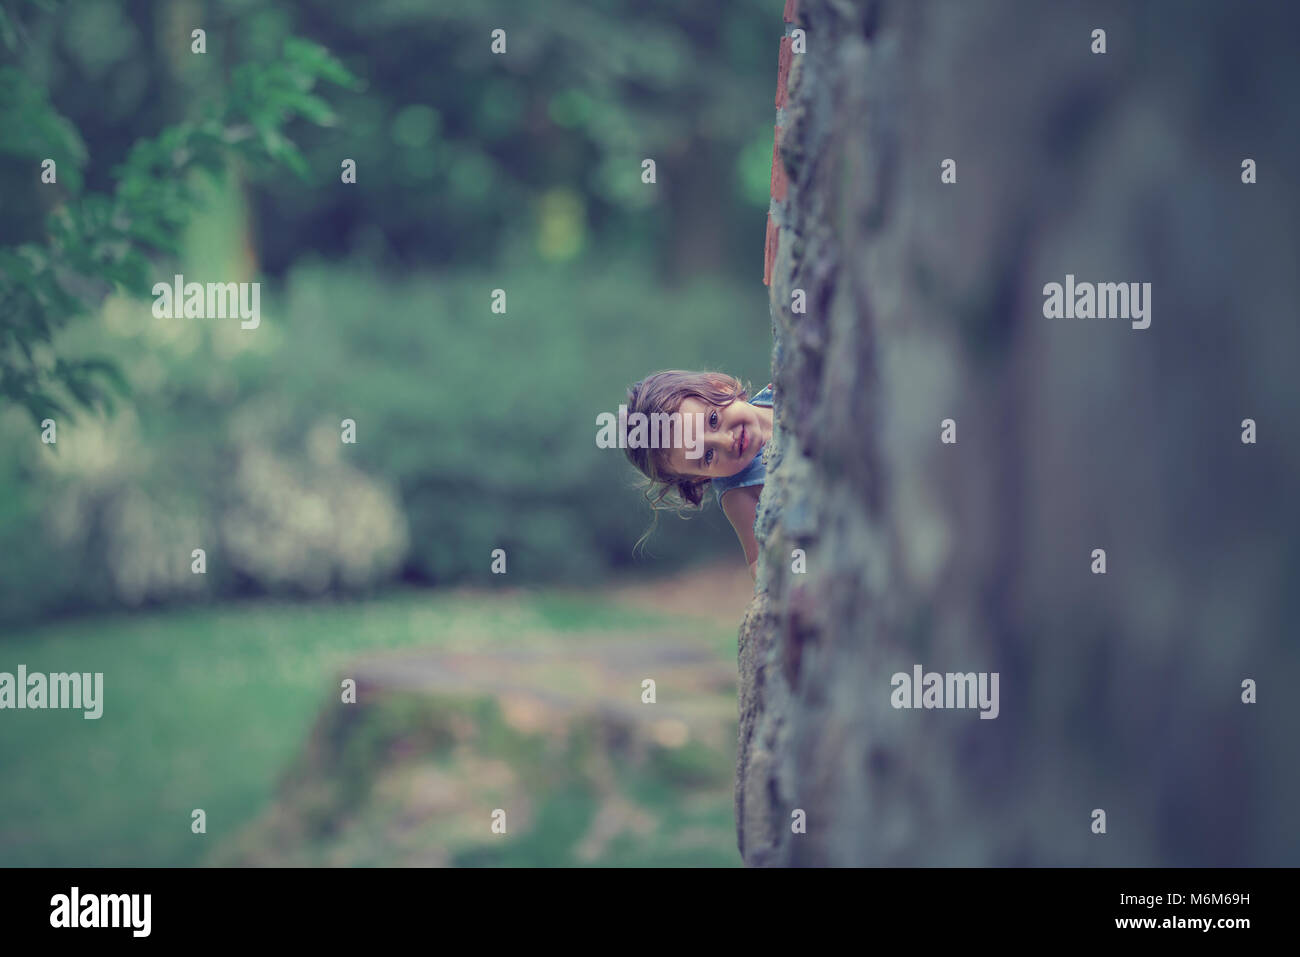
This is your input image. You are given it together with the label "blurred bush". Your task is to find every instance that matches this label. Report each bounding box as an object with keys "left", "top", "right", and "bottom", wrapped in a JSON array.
[{"left": 0, "top": 252, "right": 771, "bottom": 625}]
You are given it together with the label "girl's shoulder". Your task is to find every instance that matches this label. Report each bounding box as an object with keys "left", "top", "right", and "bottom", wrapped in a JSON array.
[{"left": 750, "top": 383, "right": 774, "bottom": 406}]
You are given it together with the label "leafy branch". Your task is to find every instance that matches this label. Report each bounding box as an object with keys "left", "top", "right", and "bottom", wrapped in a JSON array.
[{"left": 0, "top": 22, "right": 359, "bottom": 426}]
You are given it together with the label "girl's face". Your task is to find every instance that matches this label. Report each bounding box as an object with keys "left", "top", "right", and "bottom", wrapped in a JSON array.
[{"left": 664, "top": 395, "right": 770, "bottom": 480}]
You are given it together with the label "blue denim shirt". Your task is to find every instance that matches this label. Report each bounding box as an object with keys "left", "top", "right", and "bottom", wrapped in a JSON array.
[{"left": 711, "top": 385, "right": 773, "bottom": 505}]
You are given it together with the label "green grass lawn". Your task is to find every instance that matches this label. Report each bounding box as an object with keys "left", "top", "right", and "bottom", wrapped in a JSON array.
[{"left": 0, "top": 587, "right": 740, "bottom": 866}]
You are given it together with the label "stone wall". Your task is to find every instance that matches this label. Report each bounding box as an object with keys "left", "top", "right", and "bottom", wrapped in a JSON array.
[{"left": 738, "top": 0, "right": 1300, "bottom": 866}]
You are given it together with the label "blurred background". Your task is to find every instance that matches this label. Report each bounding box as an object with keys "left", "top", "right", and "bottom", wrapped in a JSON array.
[{"left": 0, "top": 0, "right": 780, "bottom": 865}]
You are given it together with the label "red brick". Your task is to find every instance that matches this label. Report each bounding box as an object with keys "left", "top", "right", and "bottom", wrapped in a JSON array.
[
  {"left": 776, "top": 36, "right": 793, "bottom": 109},
  {"left": 770, "top": 125, "right": 787, "bottom": 202},
  {"left": 764, "top": 212, "right": 779, "bottom": 286}
]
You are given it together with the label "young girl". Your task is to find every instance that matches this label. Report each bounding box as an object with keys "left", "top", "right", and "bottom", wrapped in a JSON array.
[{"left": 623, "top": 370, "right": 775, "bottom": 581}]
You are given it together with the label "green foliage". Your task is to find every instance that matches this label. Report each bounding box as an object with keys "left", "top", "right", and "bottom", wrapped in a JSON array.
[
  {"left": 0, "top": 256, "right": 769, "bottom": 623},
  {"left": 0, "top": 3, "right": 358, "bottom": 425},
  {"left": 0, "top": 0, "right": 778, "bottom": 620},
  {"left": 224, "top": 0, "right": 777, "bottom": 275}
]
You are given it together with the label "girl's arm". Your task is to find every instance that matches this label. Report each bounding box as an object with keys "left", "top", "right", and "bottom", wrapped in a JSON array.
[{"left": 721, "top": 485, "right": 763, "bottom": 581}]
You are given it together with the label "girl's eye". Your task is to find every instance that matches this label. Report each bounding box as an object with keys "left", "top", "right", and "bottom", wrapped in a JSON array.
[
  {"left": 705, "top": 450, "right": 714, "bottom": 466},
  {"left": 709, "top": 410, "right": 718, "bottom": 428}
]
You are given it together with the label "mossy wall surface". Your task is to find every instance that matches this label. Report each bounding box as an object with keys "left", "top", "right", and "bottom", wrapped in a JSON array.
[{"left": 738, "top": 0, "right": 1300, "bottom": 866}]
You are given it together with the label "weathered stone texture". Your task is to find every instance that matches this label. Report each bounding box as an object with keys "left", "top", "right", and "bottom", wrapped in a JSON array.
[{"left": 739, "top": 0, "right": 1300, "bottom": 866}]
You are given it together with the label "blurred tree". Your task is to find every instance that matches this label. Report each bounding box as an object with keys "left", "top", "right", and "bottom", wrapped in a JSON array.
[
  {"left": 0, "top": 0, "right": 358, "bottom": 424},
  {"left": 219, "top": 0, "right": 778, "bottom": 281}
]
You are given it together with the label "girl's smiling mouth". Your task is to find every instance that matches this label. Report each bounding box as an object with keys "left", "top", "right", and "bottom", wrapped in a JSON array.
[{"left": 737, "top": 425, "right": 747, "bottom": 458}]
